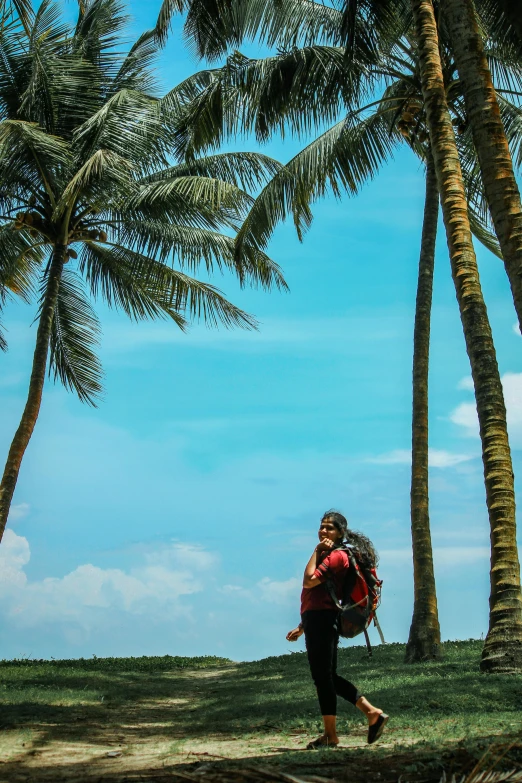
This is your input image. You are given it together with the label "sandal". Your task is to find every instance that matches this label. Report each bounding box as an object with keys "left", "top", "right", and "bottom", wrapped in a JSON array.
[
  {"left": 367, "top": 713, "right": 389, "bottom": 745},
  {"left": 306, "top": 736, "right": 339, "bottom": 750}
]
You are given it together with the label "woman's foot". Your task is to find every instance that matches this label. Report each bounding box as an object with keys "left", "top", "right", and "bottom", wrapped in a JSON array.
[
  {"left": 367, "top": 713, "right": 389, "bottom": 744},
  {"left": 306, "top": 734, "right": 339, "bottom": 750},
  {"left": 367, "top": 708, "right": 384, "bottom": 726}
]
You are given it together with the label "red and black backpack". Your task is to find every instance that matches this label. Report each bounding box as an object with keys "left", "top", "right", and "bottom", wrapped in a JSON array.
[{"left": 325, "top": 545, "right": 385, "bottom": 656}]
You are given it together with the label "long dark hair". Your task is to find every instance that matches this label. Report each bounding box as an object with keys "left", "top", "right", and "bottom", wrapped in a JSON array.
[{"left": 321, "top": 510, "right": 379, "bottom": 570}]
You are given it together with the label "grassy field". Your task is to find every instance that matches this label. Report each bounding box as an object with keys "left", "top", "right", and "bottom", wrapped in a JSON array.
[{"left": 0, "top": 640, "right": 521, "bottom": 782}]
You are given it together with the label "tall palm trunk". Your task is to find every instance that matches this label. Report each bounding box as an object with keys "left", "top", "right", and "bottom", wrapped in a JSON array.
[
  {"left": 411, "top": 0, "right": 522, "bottom": 673},
  {"left": 0, "top": 244, "right": 65, "bottom": 543},
  {"left": 405, "top": 149, "right": 442, "bottom": 663},
  {"left": 440, "top": 0, "right": 522, "bottom": 332}
]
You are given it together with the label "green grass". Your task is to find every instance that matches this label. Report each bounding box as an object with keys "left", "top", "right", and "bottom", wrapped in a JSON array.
[
  {"left": 1, "top": 641, "right": 520, "bottom": 735},
  {"left": 1, "top": 641, "right": 521, "bottom": 781},
  {"left": 0, "top": 654, "right": 230, "bottom": 711}
]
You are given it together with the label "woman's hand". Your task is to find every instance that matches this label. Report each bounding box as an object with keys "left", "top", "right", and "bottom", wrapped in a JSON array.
[
  {"left": 286, "top": 626, "right": 304, "bottom": 642},
  {"left": 316, "top": 537, "right": 336, "bottom": 552}
]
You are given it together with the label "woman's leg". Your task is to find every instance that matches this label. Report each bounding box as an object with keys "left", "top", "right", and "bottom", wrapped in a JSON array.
[
  {"left": 303, "top": 611, "right": 339, "bottom": 745},
  {"left": 331, "top": 634, "right": 385, "bottom": 727},
  {"left": 332, "top": 641, "right": 362, "bottom": 704}
]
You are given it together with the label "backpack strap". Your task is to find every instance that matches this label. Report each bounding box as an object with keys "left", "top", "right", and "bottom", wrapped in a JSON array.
[
  {"left": 373, "top": 611, "right": 386, "bottom": 645},
  {"left": 363, "top": 628, "right": 373, "bottom": 657},
  {"left": 325, "top": 578, "right": 343, "bottom": 610},
  {"left": 323, "top": 546, "right": 354, "bottom": 610}
]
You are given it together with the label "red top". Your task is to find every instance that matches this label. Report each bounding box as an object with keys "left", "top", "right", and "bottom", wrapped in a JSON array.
[{"left": 300, "top": 549, "right": 350, "bottom": 613}]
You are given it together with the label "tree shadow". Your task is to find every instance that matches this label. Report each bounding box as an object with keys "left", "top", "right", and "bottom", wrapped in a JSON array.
[
  {"left": 1, "top": 730, "right": 521, "bottom": 783},
  {"left": 1, "top": 643, "right": 520, "bottom": 783}
]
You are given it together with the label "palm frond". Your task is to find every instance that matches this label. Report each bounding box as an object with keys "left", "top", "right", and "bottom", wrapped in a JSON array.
[
  {"left": 73, "top": 0, "right": 129, "bottom": 82},
  {"left": 142, "top": 152, "right": 282, "bottom": 192},
  {"left": 476, "top": 0, "right": 522, "bottom": 59},
  {"left": 10, "top": 0, "right": 34, "bottom": 34},
  {"left": 0, "top": 225, "right": 43, "bottom": 301},
  {"left": 0, "top": 119, "right": 71, "bottom": 201},
  {"left": 117, "top": 219, "right": 288, "bottom": 290},
  {"left": 485, "top": 41, "right": 522, "bottom": 97},
  {"left": 498, "top": 94, "right": 522, "bottom": 168},
  {"left": 170, "top": 46, "right": 371, "bottom": 158},
  {"left": 161, "top": 66, "right": 221, "bottom": 118},
  {"left": 18, "top": 0, "right": 71, "bottom": 131},
  {"left": 249, "top": 0, "right": 344, "bottom": 49},
  {"left": 79, "top": 241, "right": 257, "bottom": 329},
  {"left": 72, "top": 89, "right": 165, "bottom": 171},
  {"left": 79, "top": 240, "right": 187, "bottom": 324},
  {"left": 468, "top": 201, "right": 503, "bottom": 259},
  {"left": 127, "top": 174, "right": 253, "bottom": 228},
  {"left": 53, "top": 148, "right": 133, "bottom": 218},
  {"left": 155, "top": 0, "right": 186, "bottom": 46},
  {"left": 236, "top": 107, "right": 398, "bottom": 258},
  {"left": 165, "top": 0, "right": 345, "bottom": 59},
  {"left": 48, "top": 268, "right": 104, "bottom": 405},
  {"left": 168, "top": 62, "right": 235, "bottom": 158},
  {"left": 457, "top": 125, "right": 503, "bottom": 258},
  {"left": 0, "top": 16, "right": 29, "bottom": 121},
  {"left": 111, "top": 28, "right": 159, "bottom": 93},
  {"left": 160, "top": 265, "right": 259, "bottom": 328},
  {"left": 339, "top": 0, "right": 411, "bottom": 66}
]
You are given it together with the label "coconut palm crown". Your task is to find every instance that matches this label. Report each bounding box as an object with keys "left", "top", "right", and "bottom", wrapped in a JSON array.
[
  {"left": 0, "top": 0, "right": 287, "bottom": 541},
  {"left": 158, "top": 0, "right": 522, "bottom": 327}
]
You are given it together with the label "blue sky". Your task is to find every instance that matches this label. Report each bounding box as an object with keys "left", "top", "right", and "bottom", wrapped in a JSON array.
[{"left": 0, "top": 0, "right": 521, "bottom": 661}]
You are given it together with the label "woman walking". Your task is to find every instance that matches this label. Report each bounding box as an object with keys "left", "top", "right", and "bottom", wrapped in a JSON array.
[{"left": 286, "top": 510, "right": 388, "bottom": 749}]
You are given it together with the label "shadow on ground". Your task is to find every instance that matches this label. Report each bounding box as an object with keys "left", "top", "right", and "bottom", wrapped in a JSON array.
[
  {"left": 2, "top": 733, "right": 521, "bottom": 783},
  {"left": 0, "top": 642, "right": 521, "bottom": 783}
]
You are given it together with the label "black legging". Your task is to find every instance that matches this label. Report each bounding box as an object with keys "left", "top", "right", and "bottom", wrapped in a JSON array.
[{"left": 302, "top": 609, "right": 362, "bottom": 716}]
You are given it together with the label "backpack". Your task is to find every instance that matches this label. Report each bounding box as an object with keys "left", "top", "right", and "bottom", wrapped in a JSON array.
[{"left": 325, "top": 545, "right": 385, "bottom": 657}]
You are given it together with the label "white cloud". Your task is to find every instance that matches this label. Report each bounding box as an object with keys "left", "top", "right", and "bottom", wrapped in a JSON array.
[
  {"left": 450, "top": 401, "right": 479, "bottom": 437},
  {"left": 367, "top": 448, "right": 473, "bottom": 468},
  {"left": 7, "top": 502, "right": 30, "bottom": 522},
  {"left": 0, "top": 532, "right": 301, "bottom": 648},
  {"left": 367, "top": 449, "right": 411, "bottom": 465},
  {"left": 101, "top": 314, "right": 406, "bottom": 356},
  {"left": 451, "top": 372, "right": 522, "bottom": 446},
  {"left": 0, "top": 531, "right": 217, "bottom": 629},
  {"left": 219, "top": 576, "right": 301, "bottom": 607},
  {"left": 433, "top": 547, "right": 490, "bottom": 566},
  {"left": 457, "top": 376, "right": 474, "bottom": 391},
  {"left": 379, "top": 546, "right": 490, "bottom": 569},
  {"left": 0, "top": 529, "right": 30, "bottom": 589},
  {"left": 257, "top": 576, "right": 301, "bottom": 606},
  {"left": 428, "top": 449, "right": 474, "bottom": 468}
]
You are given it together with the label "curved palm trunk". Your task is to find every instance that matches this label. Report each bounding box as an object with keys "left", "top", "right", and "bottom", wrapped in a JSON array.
[
  {"left": 411, "top": 0, "right": 522, "bottom": 673},
  {"left": 0, "top": 244, "right": 65, "bottom": 543},
  {"left": 440, "top": 0, "right": 522, "bottom": 332},
  {"left": 405, "top": 149, "right": 442, "bottom": 663}
]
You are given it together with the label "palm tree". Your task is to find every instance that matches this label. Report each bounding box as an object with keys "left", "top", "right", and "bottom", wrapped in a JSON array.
[
  {"left": 159, "top": 4, "right": 518, "bottom": 662},
  {"left": 329, "top": 4, "right": 522, "bottom": 668},
  {"left": 406, "top": 149, "right": 441, "bottom": 664},
  {"left": 435, "top": 0, "right": 522, "bottom": 332},
  {"left": 0, "top": 0, "right": 287, "bottom": 543},
  {"left": 409, "top": 0, "right": 522, "bottom": 673}
]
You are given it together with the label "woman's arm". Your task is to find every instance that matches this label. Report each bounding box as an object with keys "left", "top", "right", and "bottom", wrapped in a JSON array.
[{"left": 302, "top": 538, "right": 335, "bottom": 588}]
